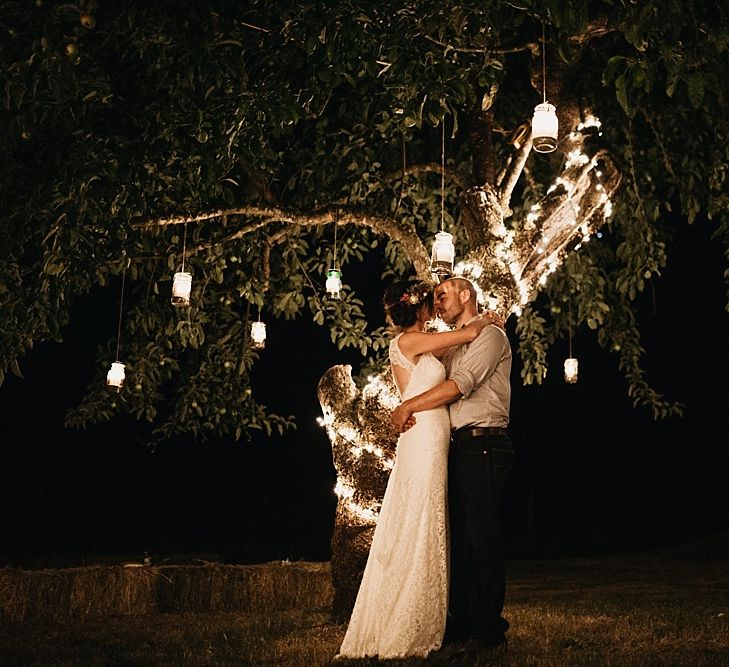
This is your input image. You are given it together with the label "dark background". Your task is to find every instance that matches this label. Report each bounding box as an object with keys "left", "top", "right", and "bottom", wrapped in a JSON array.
[{"left": 1, "top": 221, "right": 727, "bottom": 567}]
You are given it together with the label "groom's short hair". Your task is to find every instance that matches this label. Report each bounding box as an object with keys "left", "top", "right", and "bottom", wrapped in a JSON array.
[{"left": 446, "top": 277, "right": 478, "bottom": 308}]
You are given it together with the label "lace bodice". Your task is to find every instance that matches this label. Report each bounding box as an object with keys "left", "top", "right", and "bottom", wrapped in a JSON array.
[
  {"left": 388, "top": 334, "right": 446, "bottom": 399},
  {"left": 389, "top": 333, "right": 416, "bottom": 372}
]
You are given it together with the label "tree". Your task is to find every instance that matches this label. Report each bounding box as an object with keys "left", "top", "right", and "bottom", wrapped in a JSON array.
[{"left": 2, "top": 0, "right": 728, "bottom": 442}]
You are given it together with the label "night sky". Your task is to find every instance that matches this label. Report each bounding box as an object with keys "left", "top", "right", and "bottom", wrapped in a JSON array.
[{"left": 1, "top": 219, "right": 727, "bottom": 567}]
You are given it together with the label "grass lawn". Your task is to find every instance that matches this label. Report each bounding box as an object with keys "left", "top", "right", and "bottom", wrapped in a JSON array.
[{"left": 1, "top": 534, "right": 727, "bottom": 666}]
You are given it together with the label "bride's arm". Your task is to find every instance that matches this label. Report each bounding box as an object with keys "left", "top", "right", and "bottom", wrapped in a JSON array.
[
  {"left": 427, "top": 313, "right": 504, "bottom": 358},
  {"left": 398, "top": 313, "right": 501, "bottom": 359}
]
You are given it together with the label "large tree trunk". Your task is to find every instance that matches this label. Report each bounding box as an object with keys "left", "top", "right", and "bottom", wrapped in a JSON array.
[{"left": 317, "top": 365, "right": 399, "bottom": 620}]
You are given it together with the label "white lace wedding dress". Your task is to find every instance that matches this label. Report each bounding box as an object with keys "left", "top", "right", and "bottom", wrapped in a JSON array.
[{"left": 337, "top": 334, "right": 451, "bottom": 659}]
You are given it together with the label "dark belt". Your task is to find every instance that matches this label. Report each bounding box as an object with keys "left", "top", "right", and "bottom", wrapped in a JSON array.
[{"left": 451, "top": 426, "right": 508, "bottom": 444}]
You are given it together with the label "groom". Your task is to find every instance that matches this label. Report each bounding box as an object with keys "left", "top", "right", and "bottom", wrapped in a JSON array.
[{"left": 390, "top": 276, "right": 513, "bottom": 652}]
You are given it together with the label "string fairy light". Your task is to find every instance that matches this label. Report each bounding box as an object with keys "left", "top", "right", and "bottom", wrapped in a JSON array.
[
  {"left": 361, "top": 374, "right": 400, "bottom": 411},
  {"left": 317, "top": 370, "right": 404, "bottom": 525},
  {"left": 334, "top": 478, "right": 380, "bottom": 523},
  {"left": 509, "top": 115, "right": 614, "bottom": 311},
  {"left": 317, "top": 375, "right": 397, "bottom": 473},
  {"left": 456, "top": 125, "right": 615, "bottom": 315}
]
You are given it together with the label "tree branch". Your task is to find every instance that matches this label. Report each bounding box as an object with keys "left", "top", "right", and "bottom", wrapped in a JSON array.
[
  {"left": 460, "top": 184, "right": 503, "bottom": 249},
  {"left": 423, "top": 17, "right": 611, "bottom": 60},
  {"left": 423, "top": 34, "right": 536, "bottom": 55},
  {"left": 239, "top": 20, "right": 270, "bottom": 33},
  {"left": 261, "top": 228, "right": 288, "bottom": 290},
  {"left": 132, "top": 208, "right": 255, "bottom": 229},
  {"left": 568, "top": 17, "right": 611, "bottom": 48},
  {"left": 498, "top": 133, "right": 533, "bottom": 209},
  {"left": 641, "top": 110, "right": 676, "bottom": 180},
  {"left": 138, "top": 206, "right": 431, "bottom": 280},
  {"left": 377, "top": 162, "right": 468, "bottom": 192},
  {"left": 517, "top": 147, "right": 621, "bottom": 293},
  {"left": 469, "top": 106, "right": 496, "bottom": 187}
]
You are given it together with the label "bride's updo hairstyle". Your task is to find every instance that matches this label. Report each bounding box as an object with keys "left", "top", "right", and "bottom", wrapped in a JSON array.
[{"left": 383, "top": 280, "right": 434, "bottom": 330}]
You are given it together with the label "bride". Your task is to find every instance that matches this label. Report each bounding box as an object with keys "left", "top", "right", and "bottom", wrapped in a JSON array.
[{"left": 336, "top": 279, "right": 497, "bottom": 660}]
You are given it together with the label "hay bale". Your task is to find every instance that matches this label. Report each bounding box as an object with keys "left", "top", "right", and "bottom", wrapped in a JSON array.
[
  {"left": 156, "top": 562, "right": 333, "bottom": 613},
  {"left": 0, "top": 561, "right": 333, "bottom": 623},
  {"left": 0, "top": 566, "right": 157, "bottom": 623}
]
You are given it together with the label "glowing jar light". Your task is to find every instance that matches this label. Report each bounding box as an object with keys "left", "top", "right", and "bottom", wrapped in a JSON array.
[
  {"left": 430, "top": 231, "right": 455, "bottom": 278},
  {"left": 171, "top": 271, "right": 192, "bottom": 307},
  {"left": 106, "top": 361, "right": 125, "bottom": 392},
  {"left": 532, "top": 102, "right": 559, "bottom": 153},
  {"left": 326, "top": 269, "right": 342, "bottom": 299},
  {"left": 251, "top": 320, "right": 266, "bottom": 350},
  {"left": 564, "top": 357, "right": 579, "bottom": 384}
]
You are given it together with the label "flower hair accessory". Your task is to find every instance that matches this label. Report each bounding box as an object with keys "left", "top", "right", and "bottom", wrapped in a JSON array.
[{"left": 399, "top": 282, "right": 431, "bottom": 306}]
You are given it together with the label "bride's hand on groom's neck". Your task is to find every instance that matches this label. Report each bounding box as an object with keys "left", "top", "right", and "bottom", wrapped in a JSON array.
[{"left": 479, "top": 310, "right": 505, "bottom": 330}]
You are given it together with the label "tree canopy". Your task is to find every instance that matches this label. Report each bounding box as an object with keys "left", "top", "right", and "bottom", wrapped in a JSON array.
[{"left": 2, "top": 0, "right": 728, "bottom": 441}]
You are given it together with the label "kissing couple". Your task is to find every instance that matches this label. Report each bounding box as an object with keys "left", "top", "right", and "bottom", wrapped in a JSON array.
[{"left": 336, "top": 276, "right": 514, "bottom": 660}]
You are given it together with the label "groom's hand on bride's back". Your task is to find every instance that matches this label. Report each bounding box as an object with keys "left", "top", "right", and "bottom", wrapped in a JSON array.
[{"left": 390, "top": 404, "right": 416, "bottom": 434}]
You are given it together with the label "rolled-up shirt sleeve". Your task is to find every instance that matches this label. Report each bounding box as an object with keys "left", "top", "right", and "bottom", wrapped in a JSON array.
[{"left": 449, "top": 326, "right": 507, "bottom": 399}]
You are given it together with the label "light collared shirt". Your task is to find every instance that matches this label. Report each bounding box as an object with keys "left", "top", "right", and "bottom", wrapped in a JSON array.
[{"left": 443, "top": 318, "right": 512, "bottom": 430}]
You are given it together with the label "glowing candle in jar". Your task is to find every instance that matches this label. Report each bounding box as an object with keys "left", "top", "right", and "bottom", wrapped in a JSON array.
[
  {"left": 430, "top": 231, "right": 455, "bottom": 277},
  {"left": 106, "top": 361, "right": 125, "bottom": 391},
  {"left": 326, "top": 269, "right": 342, "bottom": 299},
  {"left": 532, "top": 102, "right": 558, "bottom": 153},
  {"left": 251, "top": 321, "right": 266, "bottom": 349},
  {"left": 171, "top": 271, "right": 192, "bottom": 307},
  {"left": 564, "top": 357, "right": 578, "bottom": 383}
]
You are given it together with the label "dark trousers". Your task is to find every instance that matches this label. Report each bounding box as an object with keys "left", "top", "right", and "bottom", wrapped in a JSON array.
[{"left": 447, "top": 432, "right": 514, "bottom": 644}]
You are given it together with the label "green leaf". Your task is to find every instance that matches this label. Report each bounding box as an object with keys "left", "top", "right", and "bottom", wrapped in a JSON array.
[
  {"left": 687, "top": 71, "right": 705, "bottom": 108},
  {"left": 615, "top": 73, "right": 630, "bottom": 115},
  {"left": 603, "top": 55, "right": 626, "bottom": 85}
]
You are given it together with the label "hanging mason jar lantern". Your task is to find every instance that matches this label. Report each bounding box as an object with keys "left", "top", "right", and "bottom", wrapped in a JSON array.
[
  {"left": 107, "top": 265, "right": 127, "bottom": 392},
  {"left": 251, "top": 320, "right": 266, "bottom": 350},
  {"left": 171, "top": 271, "right": 192, "bottom": 307},
  {"left": 564, "top": 357, "right": 578, "bottom": 384},
  {"left": 326, "top": 269, "right": 342, "bottom": 299},
  {"left": 430, "top": 231, "right": 455, "bottom": 278},
  {"left": 106, "top": 361, "right": 125, "bottom": 392},
  {"left": 532, "top": 102, "right": 559, "bottom": 153}
]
